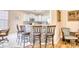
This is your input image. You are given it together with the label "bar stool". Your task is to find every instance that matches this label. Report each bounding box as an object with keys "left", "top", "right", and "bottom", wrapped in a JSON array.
[
  {"left": 16, "top": 25, "right": 24, "bottom": 45},
  {"left": 22, "top": 25, "right": 31, "bottom": 48},
  {"left": 19, "top": 25, "right": 31, "bottom": 48},
  {"left": 45, "top": 25, "right": 55, "bottom": 48},
  {"left": 32, "top": 26, "right": 42, "bottom": 48}
]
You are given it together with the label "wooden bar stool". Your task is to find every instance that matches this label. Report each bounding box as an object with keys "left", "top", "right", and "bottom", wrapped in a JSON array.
[
  {"left": 45, "top": 25, "right": 55, "bottom": 48},
  {"left": 22, "top": 25, "right": 31, "bottom": 48},
  {"left": 16, "top": 25, "right": 25, "bottom": 45},
  {"left": 32, "top": 26, "right": 42, "bottom": 48},
  {"left": 18, "top": 25, "right": 31, "bottom": 48}
]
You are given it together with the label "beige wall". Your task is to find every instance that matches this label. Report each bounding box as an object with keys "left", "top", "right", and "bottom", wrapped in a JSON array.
[
  {"left": 61, "top": 10, "right": 79, "bottom": 32},
  {"left": 9, "top": 11, "right": 26, "bottom": 33},
  {"left": 51, "top": 10, "right": 61, "bottom": 44}
]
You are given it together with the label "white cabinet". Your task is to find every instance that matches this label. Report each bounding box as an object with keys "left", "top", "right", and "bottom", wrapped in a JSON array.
[
  {"left": 24, "top": 15, "right": 29, "bottom": 21},
  {"left": 24, "top": 13, "right": 50, "bottom": 24}
]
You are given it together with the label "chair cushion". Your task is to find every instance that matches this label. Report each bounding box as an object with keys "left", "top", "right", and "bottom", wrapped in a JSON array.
[
  {"left": 62, "top": 28, "right": 70, "bottom": 36},
  {"left": 65, "top": 36, "right": 78, "bottom": 40},
  {"left": 0, "top": 33, "right": 6, "bottom": 36}
]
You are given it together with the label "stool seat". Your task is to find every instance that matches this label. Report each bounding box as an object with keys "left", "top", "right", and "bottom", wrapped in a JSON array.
[
  {"left": 33, "top": 33, "right": 41, "bottom": 36},
  {"left": 46, "top": 33, "right": 54, "bottom": 36},
  {"left": 23, "top": 32, "right": 30, "bottom": 35},
  {"left": 0, "top": 33, "right": 6, "bottom": 36}
]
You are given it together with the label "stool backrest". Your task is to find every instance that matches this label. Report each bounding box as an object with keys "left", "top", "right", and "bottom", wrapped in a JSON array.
[
  {"left": 33, "top": 26, "right": 42, "bottom": 33},
  {"left": 47, "top": 25, "right": 56, "bottom": 33},
  {"left": 20, "top": 25, "right": 25, "bottom": 32}
]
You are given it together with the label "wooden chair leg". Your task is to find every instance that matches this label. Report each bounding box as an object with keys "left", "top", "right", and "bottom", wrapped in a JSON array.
[
  {"left": 17, "top": 33, "right": 21, "bottom": 45},
  {"left": 6, "top": 38, "right": 9, "bottom": 42},
  {"left": 32, "top": 36, "right": 35, "bottom": 48},
  {"left": 45, "top": 36, "right": 47, "bottom": 48},
  {"left": 0, "top": 36, "right": 4, "bottom": 42},
  {"left": 2, "top": 36, "right": 4, "bottom": 40},
  {"left": 39, "top": 36, "right": 41, "bottom": 48},
  {"left": 29, "top": 35, "right": 30, "bottom": 42},
  {"left": 23, "top": 36, "right": 26, "bottom": 48},
  {"left": 52, "top": 36, "right": 54, "bottom": 48},
  {"left": 0, "top": 36, "right": 9, "bottom": 42}
]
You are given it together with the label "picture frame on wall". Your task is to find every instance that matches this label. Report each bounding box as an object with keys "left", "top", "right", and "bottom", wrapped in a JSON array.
[
  {"left": 68, "top": 10, "right": 79, "bottom": 21},
  {"left": 68, "top": 11, "right": 76, "bottom": 21},
  {"left": 57, "top": 10, "right": 61, "bottom": 22}
]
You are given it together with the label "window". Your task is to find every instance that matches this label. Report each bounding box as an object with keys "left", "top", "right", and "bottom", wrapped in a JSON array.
[{"left": 0, "top": 11, "right": 8, "bottom": 29}]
